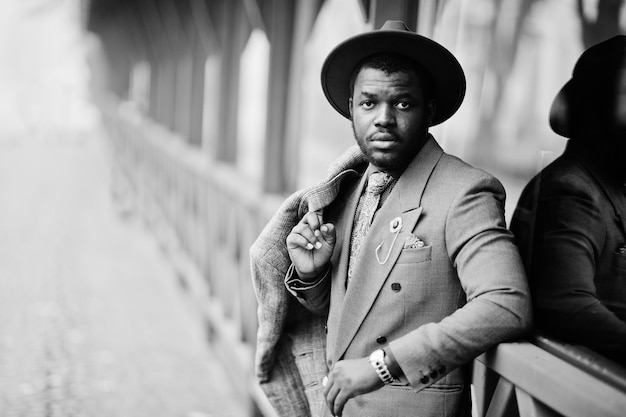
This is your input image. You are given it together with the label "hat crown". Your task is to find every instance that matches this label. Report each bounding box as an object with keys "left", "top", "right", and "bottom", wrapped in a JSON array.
[
  {"left": 572, "top": 35, "right": 626, "bottom": 79},
  {"left": 380, "top": 20, "right": 411, "bottom": 32},
  {"left": 550, "top": 35, "right": 626, "bottom": 138}
]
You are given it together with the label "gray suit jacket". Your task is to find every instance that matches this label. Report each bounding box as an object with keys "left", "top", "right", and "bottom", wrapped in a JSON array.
[{"left": 251, "top": 136, "right": 532, "bottom": 417}]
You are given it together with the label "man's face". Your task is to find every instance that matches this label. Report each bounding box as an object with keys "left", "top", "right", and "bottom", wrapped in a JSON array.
[{"left": 350, "top": 67, "right": 434, "bottom": 172}]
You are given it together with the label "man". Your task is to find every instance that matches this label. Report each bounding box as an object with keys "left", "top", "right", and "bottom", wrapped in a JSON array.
[
  {"left": 250, "top": 21, "right": 531, "bottom": 417},
  {"left": 511, "top": 35, "right": 626, "bottom": 367}
]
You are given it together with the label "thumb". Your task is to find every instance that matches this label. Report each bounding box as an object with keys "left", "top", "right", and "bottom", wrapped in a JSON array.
[{"left": 320, "top": 223, "right": 336, "bottom": 246}]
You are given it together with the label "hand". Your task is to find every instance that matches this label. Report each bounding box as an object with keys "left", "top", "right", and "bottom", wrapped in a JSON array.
[
  {"left": 286, "top": 211, "right": 336, "bottom": 281},
  {"left": 323, "top": 357, "right": 383, "bottom": 416}
]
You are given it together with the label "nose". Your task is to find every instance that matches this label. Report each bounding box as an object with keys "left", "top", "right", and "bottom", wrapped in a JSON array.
[{"left": 374, "top": 104, "right": 395, "bottom": 127}]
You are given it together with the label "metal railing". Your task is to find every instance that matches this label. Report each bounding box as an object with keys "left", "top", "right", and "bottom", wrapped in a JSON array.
[{"left": 103, "top": 103, "right": 626, "bottom": 417}]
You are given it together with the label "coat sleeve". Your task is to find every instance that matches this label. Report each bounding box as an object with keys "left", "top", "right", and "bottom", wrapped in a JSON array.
[
  {"left": 284, "top": 263, "right": 332, "bottom": 315},
  {"left": 389, "top": 172, "right": 532, "bottom": 390}
]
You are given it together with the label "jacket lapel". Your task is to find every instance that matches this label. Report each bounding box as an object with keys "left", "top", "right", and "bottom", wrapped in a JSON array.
[
  {"left": 325, "top": 172, "right": 367, "bottom": 353},
  {"left": 332, "top": 135, "right": 444, "bottom": 360}
]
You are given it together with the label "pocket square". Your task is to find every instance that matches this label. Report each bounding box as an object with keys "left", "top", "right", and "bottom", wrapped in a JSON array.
[{"left": 404, "top": 234, "right": 425, "bottom": 249}]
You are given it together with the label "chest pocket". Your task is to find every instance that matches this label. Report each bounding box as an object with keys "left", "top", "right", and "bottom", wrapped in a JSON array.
[{"left": 396, "top": 245, "right": 432, "bottom": 264}]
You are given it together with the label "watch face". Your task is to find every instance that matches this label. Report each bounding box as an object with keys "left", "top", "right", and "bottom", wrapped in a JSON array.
[{"left": 370, "top": 349, "right": 385, "bottom": 362}]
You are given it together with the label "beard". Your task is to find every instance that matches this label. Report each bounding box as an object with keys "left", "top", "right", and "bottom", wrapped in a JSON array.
[{"left": 351, "top": 121, "right": 427, "bottom": 172}]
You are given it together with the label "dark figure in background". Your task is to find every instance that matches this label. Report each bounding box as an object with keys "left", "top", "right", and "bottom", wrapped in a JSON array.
[
  {"left": 250, "top": 21, "right": 531, "bottom": 417},
  {"left": 511, "top": 35, "right": 626, "bottom": 366}
]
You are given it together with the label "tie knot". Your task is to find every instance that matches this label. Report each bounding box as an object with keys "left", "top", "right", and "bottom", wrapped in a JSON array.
[{"left": 366, "top": 172, "right": 393, "bottom": 196}]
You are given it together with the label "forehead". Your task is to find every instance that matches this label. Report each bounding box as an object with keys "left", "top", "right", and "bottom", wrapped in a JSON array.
[{"left": 353, "top": 67, "right": 423, "bottom": 94}]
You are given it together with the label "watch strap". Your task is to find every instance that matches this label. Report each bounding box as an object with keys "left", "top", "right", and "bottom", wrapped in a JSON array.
[{"left": 369, "top": 350, "right": 395, "bottom": 384}]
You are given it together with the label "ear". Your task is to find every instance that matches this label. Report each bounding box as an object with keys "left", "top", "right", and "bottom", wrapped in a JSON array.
[
  {"left": 349, "top": 98, "right": 354, "bottom": 119},
  {"left": 427, "top": 100, "right": 436, "bottom": 125}
]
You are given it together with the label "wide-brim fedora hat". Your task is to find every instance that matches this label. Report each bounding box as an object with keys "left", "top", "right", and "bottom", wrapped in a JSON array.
[
  {"left": 321, "top": 20, "right": 466, "bottom": 126},
  {"left": 550, "top": 34, "right": 626, "bottom": 138}
]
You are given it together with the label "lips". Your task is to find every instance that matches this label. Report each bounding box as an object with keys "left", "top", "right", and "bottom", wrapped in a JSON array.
[
  {"left": 370, "top": 137, "right": 398, "bottom": 150},
  {"left": 370, "top": 132, "right": 397, "bottom": 142}
]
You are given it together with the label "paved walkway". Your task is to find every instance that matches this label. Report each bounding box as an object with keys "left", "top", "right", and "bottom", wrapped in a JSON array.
[{"left": 0, "top": 131, "right": 249, "bottom": 417}]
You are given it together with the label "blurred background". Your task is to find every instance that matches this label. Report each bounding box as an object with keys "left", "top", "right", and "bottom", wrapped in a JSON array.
[{"left": 0, "top": 0, "right": 624, "bottom": 416}]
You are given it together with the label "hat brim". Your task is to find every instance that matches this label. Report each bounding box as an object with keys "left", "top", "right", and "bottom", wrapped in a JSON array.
[
  {"left": 549, "top": 81, "right": 573, "bottom": 138},
  {"left": 321, "top": 30, "right": 466, "bottom": 125}
]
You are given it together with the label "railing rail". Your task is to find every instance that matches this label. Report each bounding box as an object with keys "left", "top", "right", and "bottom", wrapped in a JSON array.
[
  {"left": 103, "top": 103, "right": 626, "bottom": 417},
  {"left": 531, "top": 335, "right": 626, "bottom": 394},
  {"left": 473, "top": 339, "right": 626, "bottom": 417}
]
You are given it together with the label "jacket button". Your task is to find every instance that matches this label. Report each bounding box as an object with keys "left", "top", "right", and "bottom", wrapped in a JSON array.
[
  {"left": 391, "top": 282, "right": 401, "bottom": 292},
  {"left": 439, "top": 365, "right": 446, "bottom": 374},
  {"left": 420, "top": 374, "right": 430, "bottom": 384},
  {"left": 376, "top": 336, "right": 387, "bottom": 344},
  {"left": 429, "top": 369, "right": 438, "bottom": 379},
  {"left": 324, "top": 325, "right": 328, "bottom": 334}
]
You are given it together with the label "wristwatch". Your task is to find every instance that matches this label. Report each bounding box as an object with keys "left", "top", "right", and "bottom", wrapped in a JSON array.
[{"left": 369, "top": 349, "right": 395, "bottom": 384}]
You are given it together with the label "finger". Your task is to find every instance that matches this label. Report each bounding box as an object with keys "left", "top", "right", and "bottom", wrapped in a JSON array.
[
  {"left": 303, "top": 212, "right": 325, "bottom": 248},
  {"left": 289, "top": 223, "right": 319, "bottom": 249},
  {"left": 286, "top": 233, "right": 316, "bottom": 251},
  {"left": 302, "top": 211, "right": 322, "bottom": 231},
  {"left": 334, "top": 390, "right": 350, "bottom": 417},
  {"left": 314, "top": 210, "right": 324, "bottom": 225},
  {"left": 325, "top": 383, "right": 340, "bottom": 416},
  {"left": 323, "top": 375, "right": 331, "bottom": 398},
  {"left": 320, "top": 223, "right": 336, "bottom": 245}
]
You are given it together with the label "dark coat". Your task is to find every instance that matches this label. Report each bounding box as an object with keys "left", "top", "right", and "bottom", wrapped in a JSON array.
[{"left": 511, "top": 140, "right": 626, "bottom": 366}]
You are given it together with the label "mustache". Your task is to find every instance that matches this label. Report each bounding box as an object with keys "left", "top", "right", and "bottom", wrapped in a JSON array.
[{"left": 370, "top": 130, "right": 398, "bottom": 140}]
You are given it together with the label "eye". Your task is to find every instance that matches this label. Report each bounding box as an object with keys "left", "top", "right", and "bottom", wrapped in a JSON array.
[
  {"left": 395, "top": 101, "right": 411, "bottom": 110},
  {"left": 360, "top": 100, "right": 375, "bottom": 109}
]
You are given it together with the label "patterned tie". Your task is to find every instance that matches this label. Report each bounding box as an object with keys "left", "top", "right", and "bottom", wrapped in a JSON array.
[{"left": 348, "top": 171, "right": 393, "bottom": 282}]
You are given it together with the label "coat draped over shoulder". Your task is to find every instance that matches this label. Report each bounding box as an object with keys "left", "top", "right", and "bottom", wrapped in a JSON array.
[{"left": 249, "top": 145, "right": 366, "bottom": 416}]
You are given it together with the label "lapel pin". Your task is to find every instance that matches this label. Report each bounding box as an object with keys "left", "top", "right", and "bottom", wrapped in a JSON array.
[
  {"left": 390, "top": 217, "right": 403, "bottom": 233},
  {"left": 377, "top": 217, "right": 403, "bottom": 264}
]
